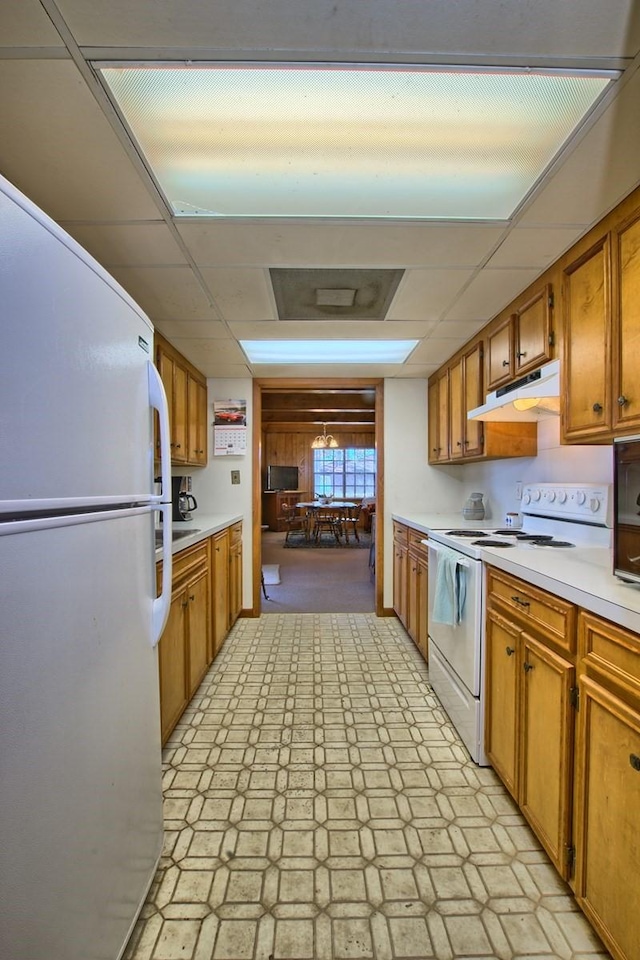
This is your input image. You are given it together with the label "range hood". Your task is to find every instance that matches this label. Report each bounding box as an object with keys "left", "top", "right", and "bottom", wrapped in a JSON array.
[{"left": 467, "top": 359, "right": 560, "bottom": 422}]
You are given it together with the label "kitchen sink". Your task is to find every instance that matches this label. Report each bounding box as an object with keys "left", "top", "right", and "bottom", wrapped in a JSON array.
[{"left": 155, "top": 528, "right": 201, "bottom": 546}]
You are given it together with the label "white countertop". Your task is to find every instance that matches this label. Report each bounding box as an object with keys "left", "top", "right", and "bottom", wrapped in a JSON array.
[
  {"left": 155, "top": 513, "right": 243, "bottom": 558},
  {"left": 392, "top": 512, "right": 640, "bottom": 634}
]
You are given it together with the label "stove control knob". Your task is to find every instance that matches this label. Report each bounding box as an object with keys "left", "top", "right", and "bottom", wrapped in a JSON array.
[
  {"left": 589, "top": 497, "right": 601, "bottom": 513},
  {"left": 522, "top": 491, "right": 531, "bottom": 504},
  {"left": 557, "top": 490, "right": 567, "bottom": 504},
  {"left": 531, "top": 489, "right": 541, "bottom": 501},
  {"left": 576, "top": 490, "right": 586, "bottom": 505},
  {"left": 546, "top": 490, "right": 556, "bottom": 502}
]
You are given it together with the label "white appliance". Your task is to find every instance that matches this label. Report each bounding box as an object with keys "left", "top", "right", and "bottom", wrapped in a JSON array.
[
  {"left": 427, "top": 482, "right": 612, "bottom": 766},
  {"left": 0, "top": 176, "right": 173, "bottom": 960},
  {"left": 467, "top": 359, "right": 560, "bottom": 422}
]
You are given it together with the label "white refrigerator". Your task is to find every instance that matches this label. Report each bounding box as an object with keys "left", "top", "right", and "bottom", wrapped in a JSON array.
[{"left": 0, "top": 175, "right": 174, "bottom": 959}]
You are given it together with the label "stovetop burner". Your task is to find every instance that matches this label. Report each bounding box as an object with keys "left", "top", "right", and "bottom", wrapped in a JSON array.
[
  {"left": 446, "top": 530, "right": 489, "bottom": 537},
  {"left": 515, "top": 533, "right": 554, "bottom": 542},
  {"left": 532, "top": 540, "right": 575, "bottom": 548},
  {"left": 472, "top": 539, "right": 514, "bottom": 547}
]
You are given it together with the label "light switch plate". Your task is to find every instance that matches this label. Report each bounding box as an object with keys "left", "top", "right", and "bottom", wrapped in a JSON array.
[{"left": 231, "top": 470, "right": 240, "bottom": 485}]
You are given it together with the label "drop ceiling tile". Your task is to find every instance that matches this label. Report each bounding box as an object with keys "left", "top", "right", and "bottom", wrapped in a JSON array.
[
  {"left": 409, "top": 337, "right": 470, "bottom": 365},
  {"left": 229, "top": 320, "right": 433, "bottom": 339},
  {"left": 62, "top": 223, "right": 187, "bottom": 267},
  {"left": 519, "top": 67, "right": 640, "bottom": 228},
  {"left": 387, "top": 268, "right": 476, "bottom": 321},
  {"left": 398, "top": 363, "right": 440, "bottom": 379},
  {"left": 199, "top": 268, "right": 276, "bottom": 321},
  {"left": 486, "top": 226, "right": 584, "bottom": 268},
  {"left": 430, "top": 319, "right": 488, "bottom": 340},
  {"left": 57, "top": 0, "right": 640, "bottom": 58},
  {"left": 170, "top": 338, "right": 247, "bottom": 367},
  {"left": 109, "top": 267, "right": 219, "bottom": 321},
  {"left": 196, "top": 361, "right": 253, "bottom": 379},
  {"left": 0, "top": 1, "right": 64, "bottom": 45},
  {"left": 444, "top": 268, "right": 541, "bottom": 322},
  {"left": 177, "top": 220, "right": 505, "bottom": 269},
  {"left": 0, "top": 61, "right": 159, "bottom": 221},
  {"left": 153, "top": 320, "right": 230, "bottom": 339}
]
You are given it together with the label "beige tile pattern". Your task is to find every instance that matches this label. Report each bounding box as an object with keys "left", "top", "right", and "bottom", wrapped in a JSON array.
[{"left": 124, "top": 613, "right": 610, "bottom": 960}]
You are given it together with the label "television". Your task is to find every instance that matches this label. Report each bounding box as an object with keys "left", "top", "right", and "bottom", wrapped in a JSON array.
[{"left": 267, "top": 465, "right": 299, "bottom": 491}]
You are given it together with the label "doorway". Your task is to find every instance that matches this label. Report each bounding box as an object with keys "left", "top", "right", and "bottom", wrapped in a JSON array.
[{"left": 251, "top": 378, "right": 385, "bottom": 616}]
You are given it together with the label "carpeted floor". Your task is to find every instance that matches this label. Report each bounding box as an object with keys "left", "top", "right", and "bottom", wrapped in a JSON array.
[{"left": 261, "top": 531, "right": 374, "bottom": 613}]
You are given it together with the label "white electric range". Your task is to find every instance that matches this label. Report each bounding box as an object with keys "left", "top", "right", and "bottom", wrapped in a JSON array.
[{"left": 425, "top": 483, "right": 612, "bottom": 766}]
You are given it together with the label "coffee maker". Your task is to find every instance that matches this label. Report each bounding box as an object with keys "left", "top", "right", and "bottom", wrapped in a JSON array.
[{"left": 171, "top": 476, "right": 198, "bottom": 522}]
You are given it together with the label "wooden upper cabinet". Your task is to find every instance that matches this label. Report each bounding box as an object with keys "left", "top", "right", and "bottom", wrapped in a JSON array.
[
  {"left": 514, "top": 284, "right": 553, "bottom": 377},
  {"left": 448, "top": 357, "right": 464, "bottom": 460},
  {"left": 428, "top": 369, "right": 449, "bottom": 464},
  {"left": 188, "top": 375, "right": 208, "bottom": 465},
  {"left": 613, "top": 211, "right": 640, "bottom": 433},
  {"left": 155, "top": 333, "right": 208, "bottom": 467},
  {"left": 562, "top": 235, "right": 612, "bottom": 442},
  {"left": 486, "top": 315, "right": 515, "bottom": 391},
  {"left": 172, "top": 362, "right": 188, "bottom": 463},
  {"left": 463, "top": 342, "right": 484, "bottom": 458}
]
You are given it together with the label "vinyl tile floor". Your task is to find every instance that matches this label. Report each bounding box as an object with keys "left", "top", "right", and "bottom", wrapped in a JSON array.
[{"left": 124, "top": 613, "right": 610, "bottom": 960}]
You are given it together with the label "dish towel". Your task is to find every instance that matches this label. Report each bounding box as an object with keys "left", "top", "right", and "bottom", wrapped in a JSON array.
[{"left": 432, "top": 547, "right": 467, "bottom": 626}]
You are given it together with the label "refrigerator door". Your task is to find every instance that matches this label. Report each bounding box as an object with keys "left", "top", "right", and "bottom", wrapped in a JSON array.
[
  {"left": 0, "top": 508, "right": 163, "bottom": 960},
  {"left": 0, "top": 175, "right": 155, "bottom": 504}
]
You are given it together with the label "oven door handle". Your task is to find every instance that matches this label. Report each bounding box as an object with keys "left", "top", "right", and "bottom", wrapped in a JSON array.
[{"left": 428, "top": 541, "right": 473, "bottom": 567}]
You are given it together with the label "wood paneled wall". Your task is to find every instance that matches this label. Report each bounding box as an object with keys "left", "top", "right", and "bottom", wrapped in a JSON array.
[{"left": 262, "top": 429, "right": 376, "bottom": 492}]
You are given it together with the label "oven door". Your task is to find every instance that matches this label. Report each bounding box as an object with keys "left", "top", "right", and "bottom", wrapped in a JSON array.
[{"left": 427, "top": 541, "right": 482, "bottom": 697}]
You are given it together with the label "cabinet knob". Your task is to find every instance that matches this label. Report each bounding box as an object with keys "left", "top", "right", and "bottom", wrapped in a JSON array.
[
  {"left": 516, "top": 351, "right": 526, "bottom": 359},
  {"left": 181, "top": 599, "right": 188, "bottom": 608},
  {"left": 617, "top": 395, "right": 628, "bottom": 406},
  {"left": 592, "top": 402, "right": 603, "bottom": 413},
  {"left": 511, "top": 594, "right": 530, "bottom": 608},
  {"left": 505, "top": 646, "right": 515, "bottom": 656},
  {"left": 456, "top": 441, "right": 462, "bottom": 446},
  {"left": 630, "top": 754, "right": 640, "bottom": 771},
  {"left": 523, "top": 662, "right": 534, "bottom": 672},
  {"left": 189, "top": 594, "right": 195, "bottom": 601},
  {"left": 502, "top": 359, "right": 510, "bottom": 367}
]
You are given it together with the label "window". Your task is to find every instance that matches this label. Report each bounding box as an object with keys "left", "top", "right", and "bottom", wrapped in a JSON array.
[{"left": 313, "top": 448, "right": 376, "bottom": 500}]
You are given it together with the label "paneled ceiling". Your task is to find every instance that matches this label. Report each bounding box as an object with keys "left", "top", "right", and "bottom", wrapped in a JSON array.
[{"left": 1, "top": 1, "right": 640, "bottom": 380}]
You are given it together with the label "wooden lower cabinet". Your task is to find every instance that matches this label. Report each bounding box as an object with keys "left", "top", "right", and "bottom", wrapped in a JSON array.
[
  {"left": 157, "top": 522, "right": 243, "bottom": 744},
  {"left": 407, "top": 530, "right": 428, "bottom": 661},
  {"left": 393, "top": 522, "right": 409, "bottom": 629},
  {"left": 485, "top": 568, "right": 576, "bottom": 878},
  {"left": 573, "top": 612, "right": 640, "bottom": 960},
  {"left": 157, "top": 542, "right": 210, "bottom": 744}
]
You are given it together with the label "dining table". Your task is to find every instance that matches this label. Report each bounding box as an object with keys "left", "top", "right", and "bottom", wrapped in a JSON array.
[{"left": 295, "top": 501, "right": 358, "bottom": 543}]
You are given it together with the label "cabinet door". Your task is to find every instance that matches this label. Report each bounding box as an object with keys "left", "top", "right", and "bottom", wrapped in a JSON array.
[
  {"left": 393, "top": 542, "right": 408, "bottom": 629},
  {"left": 229, "top": 537, "right": 243, "bottom": 627},
  {"left": 614, "top": 212, "right": 640, "bottom": 433},
  {"left": 519, "top": 633, "right": 574, "bottom": 878},
  {"left": 428, "top": 370, "right": 449, "bottom": 463},
  {"left": 211, "top": 529, "right": 230, "bottom": 656},
  {"left": 463, "top": 342, "right": 484, "bottom": 458},
  {"left": 486, "top": 316, "right": 514, "bottom": 391},
  {"left": 515, "top": 284, "right": 553, "bottom": 377},
  {"left": 448, "top": 357, "right": 464, "bottom": 460},
  {"left": 562, "top": 235, "right": 612, "bottom": 441},
  {"left": 188, "top": 376, "right": 208, "bottom": 465},
  {"left": 415, "top": 553, "right": 429, "bottom": 660},
  {"left": 187, "top": 567, "right": 210, "bottom": 696},
  {"left": 574, "top": 676, "right": 640, "bottom": 960},
  {"left": 155, "top": 350, "right": 174, "bottom": 462},
  {"left": 158, "top": 588, "right": 188, "bottom": 744},
  {"left": 172, "top": 362, "right": 188, "bottom": 462},
  {"left": 484, "top": 605, "right": 520, "bottom": 799}
]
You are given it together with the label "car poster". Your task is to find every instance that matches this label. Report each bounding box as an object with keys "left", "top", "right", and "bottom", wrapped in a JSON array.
[{"left": 213, "top": 399, "right": 247, "bottom": 455}]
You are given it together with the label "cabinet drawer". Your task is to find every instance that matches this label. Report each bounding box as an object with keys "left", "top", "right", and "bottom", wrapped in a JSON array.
[
  {"left": 579, "top": 611, "right": 640, "bottom": 702},
  {"left": 229, "top": 521, "right": 243, "bottom": 546},
  {"left": 169, "top": 541, "right": 209, "bottom": 588},
  {"left": 408, "top": 528, "right": 428, "bottom": 557},
  {"left": 486, "top": 567, "right": 576, "bottom": 655},
  {"left": 393, "top": 521, "right": 408, "bottom": 545}
]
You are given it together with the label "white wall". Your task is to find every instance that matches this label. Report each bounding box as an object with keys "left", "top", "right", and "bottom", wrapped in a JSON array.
[{"left": 189, "top": 378, "right": 254, "bottom": 608}]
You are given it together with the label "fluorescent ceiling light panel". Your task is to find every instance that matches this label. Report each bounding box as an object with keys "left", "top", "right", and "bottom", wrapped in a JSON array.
[
  {"left": 240, "top": 339, "right": 418, "bottom": 363},
  {"left": 99, "top": 64, "right": 614, "bottom": 220}
]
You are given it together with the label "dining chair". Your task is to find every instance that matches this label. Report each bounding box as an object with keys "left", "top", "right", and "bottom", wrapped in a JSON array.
[
  {"left": 281, "top": 502, "right": 309, "bottom": 543},
  {"left": 339, "top": 503, "right": 362, "bottom": 543},
  {"left": 313, "top": 507, "right": 343, "bottom": 544}
]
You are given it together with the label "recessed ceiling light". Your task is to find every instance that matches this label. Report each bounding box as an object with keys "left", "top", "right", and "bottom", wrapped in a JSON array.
[
  {"left": 240, "top": 339, "right": 419, "bottom": 364},
  {"left": 98, "top": 63, "right": 616, "bottom": 220}
]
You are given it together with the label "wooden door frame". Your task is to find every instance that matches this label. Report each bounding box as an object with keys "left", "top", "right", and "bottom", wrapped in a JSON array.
[{"left": 251, "top": 377, "right": 385, "bottom": 616}]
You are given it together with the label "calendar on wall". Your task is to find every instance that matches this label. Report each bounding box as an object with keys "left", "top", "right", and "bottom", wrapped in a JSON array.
[{"left": 213, "top": 399, "right": 247, "bottom": 456}]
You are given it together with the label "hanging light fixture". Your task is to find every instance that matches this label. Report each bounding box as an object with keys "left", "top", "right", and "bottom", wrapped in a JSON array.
[{"left": 311, "top": 422, "right": 339, "bottom": 449}]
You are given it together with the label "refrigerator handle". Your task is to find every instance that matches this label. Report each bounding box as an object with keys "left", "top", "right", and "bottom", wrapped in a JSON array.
[{"left": 148, "top": 360, "right": 172, "bottom": 647}]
